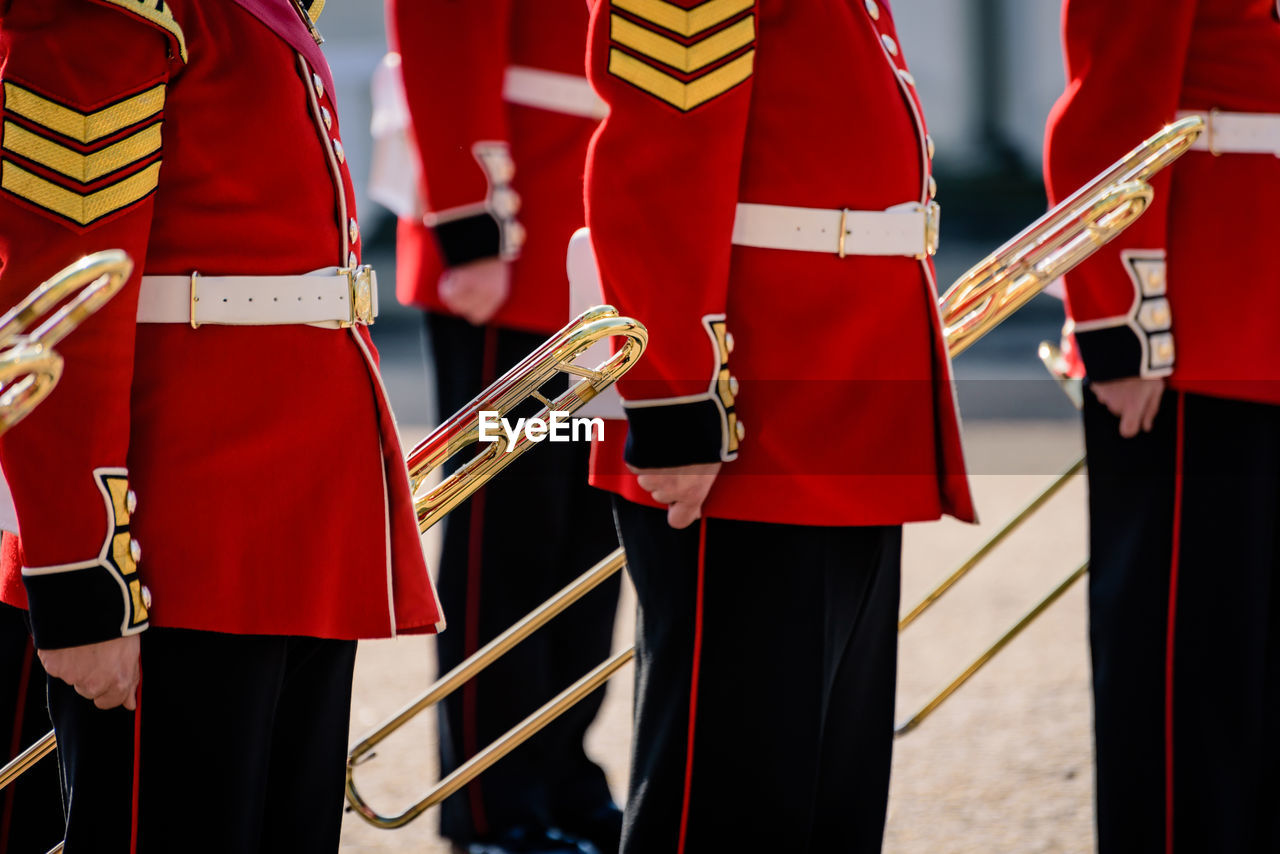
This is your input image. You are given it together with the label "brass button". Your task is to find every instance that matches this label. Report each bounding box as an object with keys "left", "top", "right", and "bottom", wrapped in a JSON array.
[
  {"left": 491, "top": 187, "right": 521, "bottom": 218},
  {"left": 130, "top": 539, "right": 142, "bottom": 564},
  {"left": 729, "top": 375, "right": 740, "bottom": 397},
  {"left": 725, "top": 331, "right": 735, "bottom": 354},
  {"left": 347, "top": 251, "right": 359, "bottom": 268},
  {"left": 1148, "top": 270, "right": 1165, "bottom": 290},
  {"left": 348, "top": 218, "right": 359, "bottom": 244},
  {"left": 506, "top": 220, "right": 527, "bottom": 250},
  {"left": 332, "top": 138, "right": 345, "bottom": 163},
  {"left": 926, "top": 134, "right": 935, "bottom": 160},
  {"left": 865, "top": 0, "right": 880, "bottom": 19},
  {"left": 312, "top": 72, "right": 325, "bottom": 99},
  {"left": 126, "top": 490, "right": 138, "bottom": 515},
  {"left": 141, "top": 585, "right": 153, "bottom": 610},
  {"left": 321, "top": 106, "right": 333, "bottom": 130},
  {"left": 881, "top": 34, "right": 898, "bottom": 56},
  {"left": 898, "top": 68, "right": 916, "bottom": 86},
  {"left": 735, "top": 420, "right": 746, "bottom": 441},
  {"left": 928, "top": 176, "right": 938, "bottom": 199}
]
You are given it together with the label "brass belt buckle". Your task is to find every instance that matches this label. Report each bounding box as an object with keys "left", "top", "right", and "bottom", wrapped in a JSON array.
[
  {"left": 922, "top": 201, "right": 941, "bottom": 259},
  {"left": 340, "top": 265, "right": 376, "bottom": 327},
  {"left": 189, "top": 271, "right": 201, "bottom": 330}
]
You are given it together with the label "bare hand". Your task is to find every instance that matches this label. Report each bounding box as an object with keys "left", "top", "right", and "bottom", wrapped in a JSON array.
[
  {"left": 629, "top": 462, "right": 722, "bottom": 530},
  {"left": 438, "top": 258, "right": 510, "bottom": 325},
  {"left": 39, "top": 635, "right": 141, "bottom": 711},
  {"left": 1092, "top": 376, "right": 1166, "bottom": 439}
]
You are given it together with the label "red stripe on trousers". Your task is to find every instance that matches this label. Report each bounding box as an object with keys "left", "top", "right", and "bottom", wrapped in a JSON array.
[
  {"left": 130, "top": 674, "right": 143, "bottom": 854},
  {"left": 677, "top": 519, "right": 708, "bottom": 854},
  {"left": 462, "top": 325, "right": 499, "bottom": 836},
  {"left": 0, "top": 636, "right": 34, "bottom": 845},
  {"left": 1165, "top": 393, "right": 1186, "bottom": 854}
]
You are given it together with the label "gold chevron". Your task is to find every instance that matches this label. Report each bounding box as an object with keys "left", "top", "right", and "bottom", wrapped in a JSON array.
[
  {"left": 3, "top": 121, "right": 161, "bottom": 183},
  {"left": 97, "top": 0, "right": 188, "bottom": 62},
  {"left": 609, "top": 47, "right": 754, "bottom": 111},
  {"left": 2, "top": 160, "right": 161, "bottom": 226},
  {"left": 613, "top": 0, "right": 753, "bottom": 37},
  {"left": 611, "top": 13, "right": 754, "bottom": 72},
  {"left": 4, "top": 83, "right": 165, "bottom": 144}
]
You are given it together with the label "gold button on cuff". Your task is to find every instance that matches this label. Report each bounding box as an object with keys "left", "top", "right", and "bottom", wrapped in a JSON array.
[
  {"left": 928, "top": 176, "right": 938, "bottom": 199},
  {"left": 129, "top": 539, "right": 142, "bottom": 564},
  {"left": 312, "top": 72, "right": 325, "bottom": 99},
  {"left": 332, "top": 138, "right": 345, "bottom": 163},
  {"left": 126, "top": 490, "right": 138, "bottom": 515},
  {"left": 881, "top": 34, "right": 898, "bottom": 56},
  {"left": 321, "top": 106, "right": 333, "bottom": 130},
  {"left": 725, "top": 332, "right": 735, "bottom": 354},
  {"left": 506, "top": 220, "right": 527, "bottom": 251},
  {"left": 141, "top": 585, "right": 153, "bottom": 610},
  {"left": 348, "top": 218, "right": 359, "bottom": 244},
  {"left": 926, "top": 135, "right": 936, "bottom": 160},
  {"left": 865, "top": 0, "right": 880, "bottom": 19},
  {"left": 735, "top": 420, "right": 746, "bottom": 441}
]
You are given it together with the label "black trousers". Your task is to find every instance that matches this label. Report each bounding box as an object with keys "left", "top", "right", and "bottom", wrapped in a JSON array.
[
  {"left": 0, "top": 602, "right": 62, "bottom": 854},
  {"left": 427, "top": 314, "right": 622, "bottom": 844},
  {"left": 1085, "top": 388, "right": 1280, "bottom": 854},
  {"left": 613, "top": 498, "right": 901, "bottom": 854},
  {"left": 46, "top": 627, "right": 356, "bottom": 854}
]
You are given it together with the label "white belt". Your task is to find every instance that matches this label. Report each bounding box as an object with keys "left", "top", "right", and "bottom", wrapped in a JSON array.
[
  {"left": 1178, "top": 109, "right": 1280, "bottom": 156},
  {"left": 503, "top": 66, "right": 608, "bottom": 119},
  {"left": 135, "top": 266, "right": 378, "bottom": 329},
  {"left": 731, "top": 201, "right": 940, "bottom": 258}
]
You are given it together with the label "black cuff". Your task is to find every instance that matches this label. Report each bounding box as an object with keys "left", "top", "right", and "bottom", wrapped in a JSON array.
[
  {"left": 1075, "top": 326, "right": 1144, "bottom": 382},
  {"left": 1076, "top": 324, "right": 1174, "bottom": 382},
  {"left": 431, "top": 212, "right": 502, "bottom": 267},
  {"left": 24, "top": 563, "right": 146, "bottom": 649},
  {"left": 624, "top": 399, "right": 729, "bottom": 468}
]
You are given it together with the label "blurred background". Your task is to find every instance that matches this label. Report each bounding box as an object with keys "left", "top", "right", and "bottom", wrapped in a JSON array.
[{"left": 324, "top": 3, "right": 1098, "bottom": 852}]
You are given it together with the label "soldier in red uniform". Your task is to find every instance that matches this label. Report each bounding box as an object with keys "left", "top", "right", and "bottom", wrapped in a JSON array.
[
  {"left": 386, "top": 3, "right": 623, "bottom": 852},
  {"left": 1045, "top": 1, "right": 1280, "bottom": 851},
  {"left": 0, "top": 1, "right": 443, "bottom": 851},
  {"left": 583, "top": 1, "right": 974, "bottom": 850}
]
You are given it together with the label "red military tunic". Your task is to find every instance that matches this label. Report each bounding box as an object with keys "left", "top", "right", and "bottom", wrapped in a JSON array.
[
  {"left": 1046, "top": 0, "right": 1280, "bottom": 403},
  {"left": 0, "top": 0, "right": 443, "bottom": 649},
  {"left": 585, "top": 0, "right": 974, "bottom": 527},
  {"left": 391, "top": 0, "right": 604, "bottom": 335}
]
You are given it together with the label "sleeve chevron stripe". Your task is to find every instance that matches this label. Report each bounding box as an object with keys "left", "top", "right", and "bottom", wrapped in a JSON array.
[
  {"left": 607, "top": 1, "right": 756, "bottom": 111},
  {"left": 611, "top": 13, "right": 755, "bottom": 73},
  {"left": 613, "top": 0, "right": 752, "bottom": 37},
  {"left": 3, "top": 82, "right": 164, "bottom": 143}
]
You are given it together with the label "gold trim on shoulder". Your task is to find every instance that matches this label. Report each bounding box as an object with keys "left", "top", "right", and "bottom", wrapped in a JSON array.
[
  {"left": 96, "top": 0, "right": 188, "bottom": 63},
  {"left": 307, "top": 0, "right": 326, "bottom": 23}
]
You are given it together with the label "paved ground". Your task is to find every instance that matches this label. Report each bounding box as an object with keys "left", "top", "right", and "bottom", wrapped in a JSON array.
[{"left": 338, "top": 418, "right": 1095, "bottom": 853}]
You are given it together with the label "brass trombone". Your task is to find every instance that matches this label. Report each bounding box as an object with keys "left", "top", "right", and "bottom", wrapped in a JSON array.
[
  {"left": 344, "top": 115, "right": 1206, "bottom": 828},
  {"left": 894, "top": 114, "right": 1208, "bottom": 733},
  {"left": 0, "top": 250, "right": 134, "bottom": 434}
]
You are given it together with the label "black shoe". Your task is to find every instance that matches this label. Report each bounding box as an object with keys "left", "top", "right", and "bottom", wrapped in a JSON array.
[
  {"left": 467, "top": 826, "right": 600, "bottom": 854},
  {"left": 558, "top": 804, "right": 623, "bottom": 854}
]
